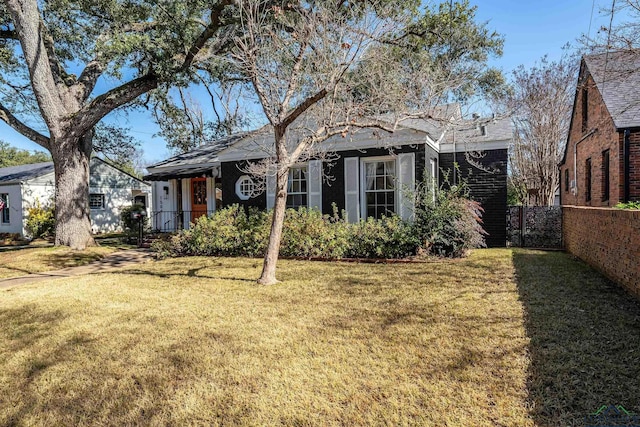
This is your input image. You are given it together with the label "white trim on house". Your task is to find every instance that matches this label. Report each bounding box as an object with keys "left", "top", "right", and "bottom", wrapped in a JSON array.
[
  {"left": 359, "top": 155, "right": 397, "bottom": 220},
  {"left": 438, "top": 139, "right": 510, "bottom": 153}
]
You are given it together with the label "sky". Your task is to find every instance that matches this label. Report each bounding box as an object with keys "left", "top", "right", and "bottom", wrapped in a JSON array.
[{"left": 0, "top": 0, "right": 622, "bottom": 165}]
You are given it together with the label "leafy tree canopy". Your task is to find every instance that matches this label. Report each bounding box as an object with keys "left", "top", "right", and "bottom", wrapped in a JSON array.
[{"left": 0, "top": 140, "right": 51, "bottom": 167}]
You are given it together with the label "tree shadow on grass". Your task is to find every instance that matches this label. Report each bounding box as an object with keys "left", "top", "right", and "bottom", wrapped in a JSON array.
[{"left": 512, "top": 249, "right": 640, "bottom": 426}]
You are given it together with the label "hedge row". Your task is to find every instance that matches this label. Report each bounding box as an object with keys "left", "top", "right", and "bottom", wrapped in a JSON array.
[{"left": 153, "top": 181, "right": 486, "bottom": 259}]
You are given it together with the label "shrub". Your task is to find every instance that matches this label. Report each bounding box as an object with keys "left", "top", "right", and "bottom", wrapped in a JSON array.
[
  {"left": 160, "top": 205, "right": 269, "bottom": 257},
  {"left": 280, "top": 207, "right": 351, "bottom": 258},
  {"left": 615, "top": 201, "right": 640, "bottom": 209},
  {"left": 412, "top": 169, "right": 487, "bottom": 258},
  {"left": 121, "top": 203, "right": 149, "bottom": 243},
  {"left": 25, "top": 198, "right": 55, "bottom": 239},
  {"left": 346, "top": 215, "right": 417, "bottom": 259}
]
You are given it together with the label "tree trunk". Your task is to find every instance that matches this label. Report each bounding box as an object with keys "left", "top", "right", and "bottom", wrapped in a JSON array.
[
  {"left": 258, "top": 128, "right": 289, "bottom": 285},
  {"left": 52, "top": 132, "right": 96, "bottom": 249},
  {"left": 258, "top": 164, "right": 288, "bottom": 285}
]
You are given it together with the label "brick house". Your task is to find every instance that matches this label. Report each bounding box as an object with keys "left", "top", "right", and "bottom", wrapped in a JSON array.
[
  {"left": 145, "top": 104, "right": 511, "bottom": 247},
  {"left": 560, "top": 50, "right": 640, "bottom": 206}
]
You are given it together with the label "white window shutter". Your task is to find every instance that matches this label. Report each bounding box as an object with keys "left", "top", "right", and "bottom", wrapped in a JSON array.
[
  {"left": 308, "top": 160, "right": 322, "bottom": 210},
  {"left": 266, "top": 170, "right": 276, "bottom": 210},
  {"left": 344, "top": 157, "right": 360, "bottom": 223},
  {"left": 397, "top": 153, "right": 415, "bottom": 221},
  {"left": 206, "top": 177, "right": 215, "bottom": 212},
  {"left": 181, "top": 179, "right": 192, "bottom": 229}
]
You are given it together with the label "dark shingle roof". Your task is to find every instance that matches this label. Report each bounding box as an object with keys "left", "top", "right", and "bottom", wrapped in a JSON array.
[
  {"left": 0, "top": 162, "right": 54, "bottom": 184},
  {"left": 584, "top": 50, "right": 640, "bottom": 129},
  {"left": 147, "top": 132, "right": 253, "bottom": 169}
]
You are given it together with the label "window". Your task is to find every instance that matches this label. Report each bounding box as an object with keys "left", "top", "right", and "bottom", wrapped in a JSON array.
[
  {"left": 0, "top": 193, "right": 9, "bottom": 223},
  {"left": 585, "top": 158, "right": 592, "bottom": 202},
  {"left": 89, "top": 193, "right": 105, "bottom": 210},
  {"left": 602, "top": 149, "right": 610, "bottom": 201},
  {"left": 582, "top": 86, "right": 589, "bottom": 133},
  {"left": 287, "top": 166, "right": 308, "bottom": 209},
  {"left": 564, "top": 169, "right": 569, "bottom": 193},
  {"left": 235, "top": 175, "right": 256, "bottom": 201},
  {"left": 363, "top": 158, "right": 395, "bottom": 219}
]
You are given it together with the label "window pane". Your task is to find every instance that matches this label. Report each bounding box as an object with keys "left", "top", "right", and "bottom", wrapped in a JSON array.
[{"left": 386, "top": 192, "right": 394, "bottom": 205}]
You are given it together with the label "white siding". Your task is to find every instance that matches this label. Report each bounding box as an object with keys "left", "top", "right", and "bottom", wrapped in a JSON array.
[{"left": 0, "top": 184, "right": 24, "bottom": 235}]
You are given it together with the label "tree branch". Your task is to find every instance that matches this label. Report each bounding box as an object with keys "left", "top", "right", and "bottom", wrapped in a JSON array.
[
  {"left": 0, "top": 102, "right": 51, "bottom": 149},
  {"left": 0, "top": 29, "right": 18, "bottom": 39},
  {"left": 281, "top": 88, "right": 328, "bottom": 129},
  {"left": 74, "top": 73, "right": 158, "bottom": 133},
  {"left": 180, "top": 0, "right": 234, "bottom": 71}
]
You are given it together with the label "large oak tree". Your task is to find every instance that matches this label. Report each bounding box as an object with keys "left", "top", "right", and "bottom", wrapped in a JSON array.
[{"left": 0, "top": 0, "right": 236, "bottom": 248}]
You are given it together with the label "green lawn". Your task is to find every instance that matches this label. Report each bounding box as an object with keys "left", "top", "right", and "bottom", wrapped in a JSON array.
[{"left": 0, "top": 248, "right": 638, "bottom": 426}]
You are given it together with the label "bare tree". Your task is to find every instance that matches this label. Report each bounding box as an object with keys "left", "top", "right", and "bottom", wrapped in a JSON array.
[
  {"left": 498, "top": 52, "right": 577, "bottom": 206},
  {"left": 232, "top": 0, "right": 504, "bottom": 284}
]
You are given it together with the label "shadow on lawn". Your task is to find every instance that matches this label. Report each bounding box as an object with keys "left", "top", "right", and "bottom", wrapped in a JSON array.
[{"left": 512, "top": 249, "right": 640, "bottom": 427}]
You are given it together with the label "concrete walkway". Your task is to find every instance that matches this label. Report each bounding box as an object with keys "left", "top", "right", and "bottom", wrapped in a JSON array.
[{"left": 0, "top": 248, "right": 154, "bottom": 290}]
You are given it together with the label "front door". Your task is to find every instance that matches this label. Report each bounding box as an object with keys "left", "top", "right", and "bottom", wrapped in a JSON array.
[{"left": 191, "top": 178, "right": 207, "bottom": 222}]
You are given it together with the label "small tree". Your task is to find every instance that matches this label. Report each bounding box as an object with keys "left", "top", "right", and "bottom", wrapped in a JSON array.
[
  {"left": 496, "top": 52, "right": 577, "bottom": 206},
  {"left": 232, "top": 0, "right": 504, "bottom": 284}
]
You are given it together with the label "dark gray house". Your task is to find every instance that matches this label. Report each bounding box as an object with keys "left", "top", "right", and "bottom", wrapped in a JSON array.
[{"left": 144, "top": 105, "right": 511, "bottom": 246}]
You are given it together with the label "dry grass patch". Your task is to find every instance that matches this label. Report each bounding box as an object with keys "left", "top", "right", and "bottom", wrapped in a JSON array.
[
  {"left": 0, "top": 246, "right": 124, "bottom": 279},
  {"left": 0, "top": 249, "right": 535, "bottom": 426}
]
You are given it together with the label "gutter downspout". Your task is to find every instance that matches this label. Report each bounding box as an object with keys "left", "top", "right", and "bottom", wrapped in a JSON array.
[
  {"left": 573, "top": 128, "right": 597, "bottom": 196},
  {"left": 624, "top": 129, "right": 630, "bottom": 202}
]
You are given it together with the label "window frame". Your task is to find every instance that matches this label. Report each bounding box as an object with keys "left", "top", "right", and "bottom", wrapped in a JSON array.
[
  {"left": 581, "top": 85, "right": 589, "bottom": 133},
  {"left": 602, "top": 149, "right": 610, "bottom": 202},
  {"left": 235, "top": 175, "right": 256, "bottom": 201},
  {"left": 286, "top": 165, "right": 308, "bottom": 209},
  {"left": 89, "top": 193, "right": 105, "bottom": 210},
  {"left": 0, "top": 193, "right": 9, "bottom": 224},
  {"left": 585, "top": 157, "right": 592, "bottom": 202},
  {"left": 360, "top": 156, "right": 397, "bottom": 219}
]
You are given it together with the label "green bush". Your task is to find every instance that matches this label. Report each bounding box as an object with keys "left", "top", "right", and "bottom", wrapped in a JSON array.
[
  {"left": 615, "top": 201, "right": 640, "bottom": 209},
  {"left": 346, "top": 215, "right": 417, "bottom": 259},
  {"left": 25, "top": 198, "right": 55, "bottom": 239},
  {"left": 154, "top": 182, "right": 486, "bottom": 261},
  {"left": 182, "top": 205, "right": 269, "bottom": 257},
  {"left": 412, "top": 170, "right": 487, "bottom": 258},
  {"left": 280, "top": 207, "right": 351, "bottom": 258}
]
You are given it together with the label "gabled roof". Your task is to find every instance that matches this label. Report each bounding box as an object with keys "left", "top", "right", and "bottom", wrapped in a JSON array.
[
  {"left": 148, "top": 132, "right": 253, "bottom": 170},
  {"left": 584, "top": 50, "right": 640, "bottom": 129},
  {"left": 145, "top": 104, "right": 512, "bottom": 180},
  {"left": 0, "top": 162, "right": 54, "bottom": 184}
]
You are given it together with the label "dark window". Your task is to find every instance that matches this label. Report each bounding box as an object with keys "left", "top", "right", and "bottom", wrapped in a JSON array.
[
  {"left": 286, "top": 166, "right": 308, "bottom": 209},
  {"left": 364, "top": 159, "right": 395, "bottom": 218},
  {"left": 602, "top": 149, "right": 610, "bottom": 201},
  {"left": 585, "top": 158, "right": 592, "bottom": 202},
  {"left": 0, "top": 193, "right": 9, "bottom": 223},
  {"left": 564, "top": 169, "right": 569, "bottom": 193},
  {"left": 582, "top": 86, "right": 589, "bottom": 133},
  {"left": 89, "top": 193, "right": 105, "bottom": 210}
]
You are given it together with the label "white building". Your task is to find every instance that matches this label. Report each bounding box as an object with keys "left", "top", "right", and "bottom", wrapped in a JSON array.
[{"left": 0, "top": 158, "right": 152, "bottom": 237}]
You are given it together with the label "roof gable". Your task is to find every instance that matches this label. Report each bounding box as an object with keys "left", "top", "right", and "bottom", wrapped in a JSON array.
[{"left": 584, "top": 50, "right": 640, "bottom": 129}]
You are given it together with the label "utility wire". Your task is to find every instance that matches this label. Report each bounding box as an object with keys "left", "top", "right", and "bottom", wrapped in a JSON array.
[{"left": 587, "top": 0, "right": 596, "bottom": 47}]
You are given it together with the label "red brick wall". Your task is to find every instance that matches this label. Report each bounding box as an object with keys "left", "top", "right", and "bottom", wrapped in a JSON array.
[
  {"left": 560, "top": 70, "right": 622, "bottom": 206},
  {"left": 563, "top": 206, "right": 640, "bottom": 298},
  {"left": 629, "top": 131, "right": 640, "bottom": 201}
]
